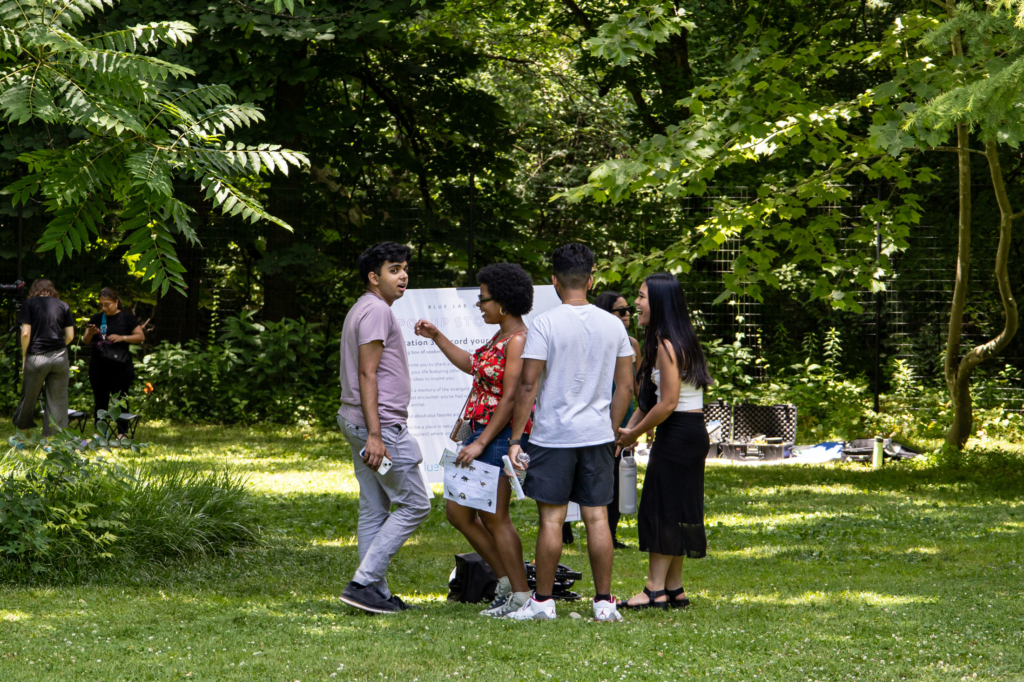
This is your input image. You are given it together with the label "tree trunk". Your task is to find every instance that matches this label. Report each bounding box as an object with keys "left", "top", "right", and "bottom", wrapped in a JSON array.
[
  {"left": 944, "top": 120, "right": 972, "bottom": 449},
  {"left": 261, "top": 43, "right": 307, "bottom": 322},
  {"left": 946, "top": 139, "right": 1021, "bottom": 449}
]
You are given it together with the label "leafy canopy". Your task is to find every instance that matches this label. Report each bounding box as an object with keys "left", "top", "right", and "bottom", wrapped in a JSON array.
[
  {"left": 0, "top": 0, "right": 308, "bottom": 294},
  {"left": 563, "top": 1, "right": 931, "bottom": 313}
]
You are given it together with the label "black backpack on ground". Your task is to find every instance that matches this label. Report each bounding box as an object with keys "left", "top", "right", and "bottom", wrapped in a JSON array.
[{"left": 447, "top": 553, "right": 499, "bottom": 603}]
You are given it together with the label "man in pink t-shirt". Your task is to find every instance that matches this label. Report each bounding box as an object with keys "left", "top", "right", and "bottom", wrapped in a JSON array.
[{"left": 337, "top": 242, "right": 430, "bottom": 614}]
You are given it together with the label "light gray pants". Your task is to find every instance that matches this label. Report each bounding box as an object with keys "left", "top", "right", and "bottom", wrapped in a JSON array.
[
  {"left": 14, "top": 347, "right": 70, "bottom": 436},
  {"left": 339, "top": 417, "right": 431, "bottom": 597}
]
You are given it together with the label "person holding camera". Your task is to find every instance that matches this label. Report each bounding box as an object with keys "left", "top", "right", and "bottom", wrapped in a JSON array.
[
  {"left": 616, "top": 273, "right": 712, "bottom": 610},
  {"left": 82, "top": 287, "right": 144, "bottom": 434},
  {"left": 414, "top": 262, "right": 535, "bottom": 618},
  {"left": 12, "top": 279, "right": 75, "bottom": 435}
]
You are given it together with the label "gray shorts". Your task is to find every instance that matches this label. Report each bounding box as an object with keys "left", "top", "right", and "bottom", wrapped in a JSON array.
[{"left": 522, "top": 442, "right": 616, "bottom": 507}]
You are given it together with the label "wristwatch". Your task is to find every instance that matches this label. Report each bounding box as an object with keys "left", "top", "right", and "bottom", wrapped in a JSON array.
[{"left": 509, "top": 439, "right": 522, "bottom": 446}]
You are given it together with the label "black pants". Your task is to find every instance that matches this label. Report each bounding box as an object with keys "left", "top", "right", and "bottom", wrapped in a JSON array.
[
  {"left": 89, "top": 357, "right": 135, "bottom": 435},
  {"left": 608, "top": 450, "right": 622, "bottom": 539}
]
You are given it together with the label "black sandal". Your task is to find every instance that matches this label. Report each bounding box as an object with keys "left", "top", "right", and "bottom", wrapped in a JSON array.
[
  {"left": 621, "top": 586, "right": 669, "bottom": 611},
  {"left": 666, "top": 586, "right": 690, "bottom": 608}
]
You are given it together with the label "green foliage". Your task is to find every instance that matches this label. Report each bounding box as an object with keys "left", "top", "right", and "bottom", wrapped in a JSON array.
[
  {"left": 0, "top": 428, "right": 259, "bottom": 580},
  {"left": 138, "top": 312, "right": 336, "bottom": 424},
  {"left": 585, "top": 1, "right": 693, "bottom": 67},
  {"left": 700, "top": 326, "right": 1024, "bottom": 445},
  {"left": 0, "top": 431, "right": 129, "bottom": 575},
  {"left": 563, "top": 2, "right": 933, "bottom": 310},
  {"left": 0, "top": 0, "right": 308, "bottom": 294}
]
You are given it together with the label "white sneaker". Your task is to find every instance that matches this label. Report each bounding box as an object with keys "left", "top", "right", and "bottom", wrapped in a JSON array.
[
  {"left": 480, "top": 592, "right": 511, "bottom": 617},
  {"left": 505, "top": 595, "right": 557, "bottom": 620},
  {"left": 485, "top": 591, "right": 531, "bottom": 617},
  {"left": 593, "top": 597, "right": 622, "bottom": 622}
]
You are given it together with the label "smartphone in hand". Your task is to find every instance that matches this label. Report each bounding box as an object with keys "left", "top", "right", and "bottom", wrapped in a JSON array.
[{"left": 359, "top": 446, "right": 393, "bottom": 475}]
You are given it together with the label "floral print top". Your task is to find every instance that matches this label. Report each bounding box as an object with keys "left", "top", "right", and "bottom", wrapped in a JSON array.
[{"left": 463, "top": 331, "right": 532, "bottom": 433}]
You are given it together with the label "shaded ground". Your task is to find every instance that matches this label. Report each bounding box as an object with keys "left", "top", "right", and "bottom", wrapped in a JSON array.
[{"left": 0, "top": 422, "right": 1021, "bottom": 681}]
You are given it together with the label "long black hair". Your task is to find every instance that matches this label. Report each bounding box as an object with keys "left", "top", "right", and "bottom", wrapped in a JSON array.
[
  {"left": 594, "top": 290, "right": 622, "bottom": 313},
  {"left": 637, "top": 273, "right": 712, "bottom": 390}
]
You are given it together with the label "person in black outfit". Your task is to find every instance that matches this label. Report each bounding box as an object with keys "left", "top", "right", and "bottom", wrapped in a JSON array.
[
  {"left": 594, "top": 290, "right": 640, "bottom": 549},
  {"left": 616, "top": 273, "right": 713, "bottom": 610},
  {"left": 82, "top": 287, "right": 144, "bottom": 434},
  {"left": 13, "top": 279, "right": 75, "bottom": 435}
]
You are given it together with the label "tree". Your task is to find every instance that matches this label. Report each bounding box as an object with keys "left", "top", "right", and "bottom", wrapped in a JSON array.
[
  {"left": 0, "top": 0, "right": 308, "bottom": 295},
  {"left": 885, "top": 2, "right": 1022, "bottom": 449},
  {"left": 564, "top": 0, "right": 1023, "bottom": 450}
]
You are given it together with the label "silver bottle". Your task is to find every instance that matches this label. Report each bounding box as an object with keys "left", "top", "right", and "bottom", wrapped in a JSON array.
[{"left": 618, "top": 449, "right": 637, "bottom": 514}]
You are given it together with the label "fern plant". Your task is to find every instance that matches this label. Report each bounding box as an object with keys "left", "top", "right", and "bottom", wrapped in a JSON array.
[{"left": 0, "top": 0, "right": 308, "bottom": 294}]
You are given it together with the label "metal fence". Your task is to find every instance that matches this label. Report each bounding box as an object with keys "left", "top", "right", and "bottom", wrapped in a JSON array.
[{"left": 1, "top": 184, "right": 1021, "bottom": 409}]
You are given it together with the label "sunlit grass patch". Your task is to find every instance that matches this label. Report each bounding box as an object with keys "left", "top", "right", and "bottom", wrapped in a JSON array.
[{"left": 0, "top": 423, "right": 1020, "bottom": 681}]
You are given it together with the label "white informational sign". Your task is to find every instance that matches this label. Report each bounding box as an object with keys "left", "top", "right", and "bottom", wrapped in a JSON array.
[{"left": 392, "top": 285, "right": 562, "bottom": 483}]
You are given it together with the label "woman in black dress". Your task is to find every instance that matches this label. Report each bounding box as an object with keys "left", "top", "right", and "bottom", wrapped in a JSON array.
[
  {"left": 82, "top": 287, "right": 144, "bottom": 434},
  {"left": 616, "top": 273, "right": 713, "bottom": 609}
]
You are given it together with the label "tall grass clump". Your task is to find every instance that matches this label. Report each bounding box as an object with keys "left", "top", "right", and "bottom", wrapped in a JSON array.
[
  {"left": 0, "top": 430, "right": 260, "bottom": 581},
  {"left": 122, "top": 460, "right": 260, "bottom": 566}
]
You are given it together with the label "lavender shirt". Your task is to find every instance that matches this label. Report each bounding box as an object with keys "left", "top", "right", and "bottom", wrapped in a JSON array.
[{"left": 338, "top": 292, "right": 411, "bottom": 427}]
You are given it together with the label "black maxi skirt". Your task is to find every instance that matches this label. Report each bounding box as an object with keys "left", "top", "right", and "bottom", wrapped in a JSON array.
[{"left": 638, "top": 411, "right": 709, "bottom": 558}]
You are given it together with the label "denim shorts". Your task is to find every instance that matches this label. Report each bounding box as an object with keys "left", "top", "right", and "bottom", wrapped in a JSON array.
[{"left": 463, "top": 422, "right": 528, "bottom": 469}]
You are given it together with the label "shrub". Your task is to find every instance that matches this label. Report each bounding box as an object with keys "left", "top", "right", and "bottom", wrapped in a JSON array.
[
  {"left": 0, "top": 430, "right": 260, "bottom": 581},
  {"left": 137, "top": 312, "right": 338, "bottom": 425}
]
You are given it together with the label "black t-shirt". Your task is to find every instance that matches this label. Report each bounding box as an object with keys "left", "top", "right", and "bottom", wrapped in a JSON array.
[
  {"left": 17, "top": 296, "right": 74, "bottom": 356},
  {"left": 89, "top": 310, "right": 140, "bottom": 363}
]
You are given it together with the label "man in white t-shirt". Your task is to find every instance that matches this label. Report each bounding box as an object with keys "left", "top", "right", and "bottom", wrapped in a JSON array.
[{"left": 505, "top": 243, "right": 634, "bottom": 622}]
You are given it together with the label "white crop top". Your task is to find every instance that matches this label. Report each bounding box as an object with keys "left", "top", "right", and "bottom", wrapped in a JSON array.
[{"left": 652, "top": 369, "right": 704, "bottom": 411}]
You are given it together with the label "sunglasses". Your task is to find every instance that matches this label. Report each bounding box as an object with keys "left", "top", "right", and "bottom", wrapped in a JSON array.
[
  {"left": 612, "top": 306, "right": 635, "bottom": 317},
  {"left": 477, "top": 296, "right": 493, "bottom": 304}
]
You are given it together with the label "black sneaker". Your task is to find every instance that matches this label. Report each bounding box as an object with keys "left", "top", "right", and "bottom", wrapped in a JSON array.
[
  {"left": 387, "top": 594, "right": 420, "bottom": 611},
  {"left": 340, "top": 582, "right": 399, "bottom": 614}
]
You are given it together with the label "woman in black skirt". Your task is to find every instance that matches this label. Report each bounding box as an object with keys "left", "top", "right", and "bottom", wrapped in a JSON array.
[{"left": 616, "top": 273, "right": 713, "bottom": 609}]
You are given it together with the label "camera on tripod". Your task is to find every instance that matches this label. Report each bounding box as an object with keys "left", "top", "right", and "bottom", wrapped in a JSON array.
[{"left": 0, "top": 280, "right": 25, "bottom": 293}]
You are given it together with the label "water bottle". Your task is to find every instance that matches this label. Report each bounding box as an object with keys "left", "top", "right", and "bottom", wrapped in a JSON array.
[
  {"left": 514, "top": 452, "right": 530, "bottom": 485},
  {"left": 872, "top": 435, "right": 884, "bottom": 470},
  {"left": 619, "top": 450, "right": 637, "bottom": 514}
]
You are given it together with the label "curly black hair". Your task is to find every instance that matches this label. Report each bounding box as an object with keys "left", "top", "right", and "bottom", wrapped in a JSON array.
[
  {"left": 358, "top": 242, "right": 412, "bottom": 284},
  {"left": 476, "top": 263, "right": 534, "bottom": 317}
]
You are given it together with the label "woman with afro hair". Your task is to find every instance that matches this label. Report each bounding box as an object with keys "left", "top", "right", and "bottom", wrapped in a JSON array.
[{"left": 415, "top": 262, "right": 535, "bottom": 617}]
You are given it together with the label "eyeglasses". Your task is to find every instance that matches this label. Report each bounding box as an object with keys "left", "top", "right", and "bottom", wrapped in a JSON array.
[
  {"left": 612, "top": 306, "right": 635, "bottom": 317},
  {"left": 477, "top": 296, "right": 493, "bottom": 304}
]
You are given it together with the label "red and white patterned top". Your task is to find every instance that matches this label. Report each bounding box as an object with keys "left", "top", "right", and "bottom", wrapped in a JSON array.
[{"left": 463, "top": 331, "right": 532, "bottom": 433}]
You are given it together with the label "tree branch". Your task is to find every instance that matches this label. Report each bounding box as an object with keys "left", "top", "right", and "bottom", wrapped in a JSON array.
[
  {"left": 621, "top": 79, "right": 665, "bottom": 136},
  {"left": 930, "top": 146, "right": 988, "bottom": 155},
  {"left": 560, "top": 0, "right": 594, "bottom": 32},
  {"left": 481, "top": 53, "right": 534, "bottom": 65}
]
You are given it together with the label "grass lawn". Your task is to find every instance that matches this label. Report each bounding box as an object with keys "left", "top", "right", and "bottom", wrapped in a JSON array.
[{"left": 1, "top": 423, "right": 1022, "bottom": 681}]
